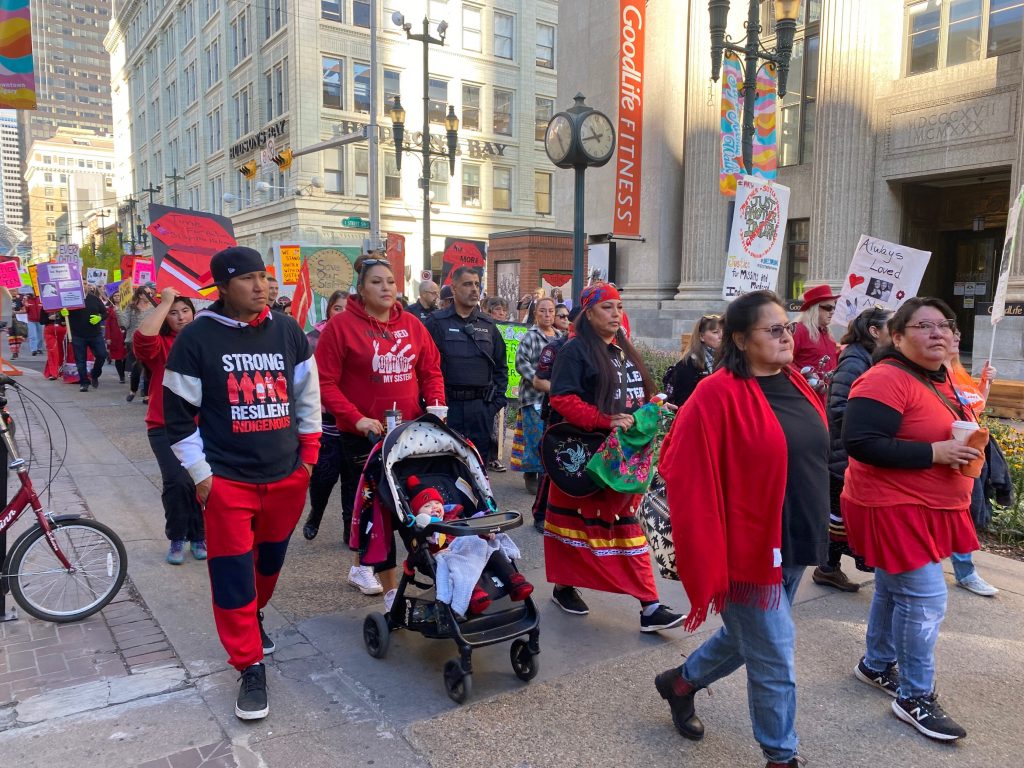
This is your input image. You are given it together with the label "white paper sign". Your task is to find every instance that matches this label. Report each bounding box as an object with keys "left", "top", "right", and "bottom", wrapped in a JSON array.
[
  {"left": 993, "top": 185, "right": 1024, "bottom": 325},
  {"left": 833, "top": 235, "right": 932, "bottom": 326},
  {"left": 57, "top": 244, "right": 80, "bottom": 262},
  {"left": 85, "top": 267, "right": 108, "bottom": 285},
  {"left": 722, "top": 176, "right": 791, "bottom": 301}
]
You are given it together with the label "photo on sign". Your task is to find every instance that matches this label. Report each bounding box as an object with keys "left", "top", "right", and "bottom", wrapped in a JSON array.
[
  {"left": 833, "top": 235, "right": 931, "bottom": 326},
  {"left": 865, "top": 277, "right": 893, "bottom": 303}
]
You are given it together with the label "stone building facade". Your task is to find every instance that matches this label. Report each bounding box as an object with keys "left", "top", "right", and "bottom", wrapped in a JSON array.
[{"left": 554, "top": 0, "right": 1024, "bottom": 376}]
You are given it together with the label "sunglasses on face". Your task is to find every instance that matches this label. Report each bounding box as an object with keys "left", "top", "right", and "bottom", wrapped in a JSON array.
[
  {"left": 819, "top": 304, "right": 836, "bottom": 312},
  {"left": 754, "top": 322, "right": 798, "bottom": 339},
  {"left": 556, "top": 313, "right": 569, "bottom": 319}
]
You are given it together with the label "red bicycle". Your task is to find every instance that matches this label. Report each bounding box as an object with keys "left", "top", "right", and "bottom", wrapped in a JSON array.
[{"left": 0, "top": 375, "right": 127, "bottom": 622}]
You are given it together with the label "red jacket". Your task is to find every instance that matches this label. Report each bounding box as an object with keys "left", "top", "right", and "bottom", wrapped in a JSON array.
[
  {"left": 316, "top": 297, "right": 446, "bottom": 434},
  {"left": 133, "top": 330, "right": 175, "bottom": 430},
  {"left": 106, "top": 306, "right": 127, "bottom": 361},
  {"left": 24, "top": 296, "right": 42, "bottom": 323}
]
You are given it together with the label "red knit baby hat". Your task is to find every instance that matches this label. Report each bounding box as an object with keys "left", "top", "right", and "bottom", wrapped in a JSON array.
[{"left": 407, "top": 475, "right": 443, "bottom": 511}]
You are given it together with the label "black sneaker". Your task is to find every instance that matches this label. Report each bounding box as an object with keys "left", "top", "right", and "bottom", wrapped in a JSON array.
[
  {"left": 654, "top": 667, "right": 704, "bottom": 740},
  {"left": 892, "top": 692, "right": 966, "bottom": 741},
  {"left": 257, "top": 610, "right": 276, "bottom": 654},
  {"left": 533, "top": 517, "right": 546, "bottom": 533},
  {"left": 90, "top": 373, "right": 99, "bottom": 389},
  {"left": 79, "top": 383, "right": 90, "bottom": 392},
  {"left": 488, "top": 459, "right": 507, "bottom": 473},
  {"left": 854, "top": 657, "right": 899, "bottom": 697},
  {"left": 551, "top": 586, "right": 589, "bottom": 615},
  {"left": 235, "top": 663, "right": 269, "bottom": 720},
  {"left": 766, "top": 758, "right": 805, "bottom": 768},
  {"left": 641, "top": 604, "right": 684, "bottom": 633}
]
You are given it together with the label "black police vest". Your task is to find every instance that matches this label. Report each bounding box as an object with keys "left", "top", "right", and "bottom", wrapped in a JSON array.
[{"left": 437, "top": 315, "right": 494, "bottom": 388}]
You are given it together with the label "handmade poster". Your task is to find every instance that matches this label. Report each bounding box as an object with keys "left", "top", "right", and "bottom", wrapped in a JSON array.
[
  {"left": 57, "top": 243, "right": 79, "bottom": 262},
  {"left": 722, "top": 175, "right": 790, "bottom": 300},
  {"left": 132, "top": 258, "right": 154, "bottom": 286},
  {"left": 147, "top": 204, "right": 236, "bottom": 299},
  {"left": 0, "top": 259, "right": 20, "bottom": 289},
  {"left": 992, "top": 185, "right": 1024, "bottom": 326},
  {"left": 289, "top": 245, "right": 360, "bottom": 331},
  {"left": 27, "top": 263, "right": 39, "bottom": 296},
  {"left": 833, "top": 235, "right": 932, "bottom": 326},
  {"left": 85, "top": 267, "right": 108, "bottom": 285},
  {"left": 540, "top": 271, "right": 572, "bottom": 307},
  {"left": 495, "top": 322, "right": 530, "bottom": 399},
  {"left": 279, "top": 245, "right": 301, "bottom": 285},
  {"left": 441, "top": 238, "right": 486, "bottom": 286},
  {"left": 36, "top": 261, "right": 85, "bottom": 311}
]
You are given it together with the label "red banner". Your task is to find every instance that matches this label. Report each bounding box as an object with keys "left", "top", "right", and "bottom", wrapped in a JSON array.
[{"left": 612, "top": 1, "right": 645, "bottom": 238}]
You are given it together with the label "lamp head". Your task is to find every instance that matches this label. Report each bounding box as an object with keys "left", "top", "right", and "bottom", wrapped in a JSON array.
[
  {"left": 255, "top": 181, "right": 271, "bottom": 193},
  {"left": 388, "top": 95, "right": 406, "bottom": 126},
  {"left": 391, "top": 11, "right": 404, "bottom": 27},
  {"left": 309, "top": 175, "right": 324, "bottom": 189},
  {"left": 222, "top": 192, "right": 237, "bottom": 204},
  {"left": 443, "top": 105, "right": 459, "bottom": 133},
  {"left": 708, "top": 0, "right": 731, "bottom": 82},
  {"left": 437, "top": 19, "right": 448, "bottom": 39},
  {"left": 774, "top": 0, "right": 799, "bottom": 22},
  {"left": 773, "top": 1, "right": 799, "bottom": 98}
]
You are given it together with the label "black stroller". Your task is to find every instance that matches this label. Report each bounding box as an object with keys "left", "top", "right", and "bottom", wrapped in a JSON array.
[{"left": 359, "top": 414, "right": 541, "bottom": 703}]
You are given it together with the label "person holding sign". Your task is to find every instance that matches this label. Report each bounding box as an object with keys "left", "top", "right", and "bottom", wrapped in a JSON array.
[
  {"left": 792, "top": 285, "right": 840, "bottom": 404},
  {"left": 66, "top": 285, "right": 110, "bottom": 392},
  {"left": 841, "top": 298, "right": 980, "bottom": 742}
]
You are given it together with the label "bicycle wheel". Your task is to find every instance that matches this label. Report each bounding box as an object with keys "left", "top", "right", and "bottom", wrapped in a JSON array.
[{"left": 7, "top": 519, "right": 128, "bottom": 623}]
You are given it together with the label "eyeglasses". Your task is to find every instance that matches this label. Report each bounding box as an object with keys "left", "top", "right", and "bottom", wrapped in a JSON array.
[
  {"left": 556, "top": 313, "right": 569, "bottom": 319},
  {"left": 360, "top": 258, "right": 391, "bottom": 270},
  {"left": 819, "top": 304, "right": 836, "bottom": 312},
  {"left": 754, "top": 322, "right": 798, "bottom": 339},
  {"left": 906, "top": 320, "right": 957, "bottom": 333}
]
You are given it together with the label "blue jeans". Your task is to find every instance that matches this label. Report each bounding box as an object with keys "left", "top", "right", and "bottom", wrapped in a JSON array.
[
  {"left": 950, "top": 552, "right": 974, "bottom": 582},
  {"left": 27, "top": 321, "right": 43, "bottom": 353},
  {"left": 681, "top": 566, "right": 804, "bottom": 764},
  {"left": 864, "top": 561, "right": 947, "bottom": 699},
  {"left": 71, "top": 333, "right": 107, "bottom": 385}
]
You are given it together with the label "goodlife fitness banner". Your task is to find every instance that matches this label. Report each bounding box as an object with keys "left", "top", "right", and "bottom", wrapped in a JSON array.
[{"left": 612, "top": 1, "right": 644, "bottom": 238}]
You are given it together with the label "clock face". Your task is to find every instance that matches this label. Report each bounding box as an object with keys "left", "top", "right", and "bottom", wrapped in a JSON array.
[
  {"left": 579, "top": 112, "right": 615, "bottom": 165},
  {"left": 544, "top": 114, "right": 574, "bottom": 165}
]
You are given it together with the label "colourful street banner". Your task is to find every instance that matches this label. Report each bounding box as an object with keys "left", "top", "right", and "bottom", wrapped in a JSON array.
[
  {"left": 752, "top": 63, "right": 778, "bottom": 180},
  {"left": 0, "top": 0, "right": 36, "bottom": 110},
  {"left": 612, "top": 0, "right": 645, "bottom": 237},
  {"left": 719, "top": 51, "right": 743, "bottom": 197}
]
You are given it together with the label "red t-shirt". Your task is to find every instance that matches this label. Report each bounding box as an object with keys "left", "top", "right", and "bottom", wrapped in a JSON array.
[
  {"left": 844, "top": 362, "right": 975, "bottom": 508},
  {"left": 133, "top": 330, "right": 175, "bottom": 430}
]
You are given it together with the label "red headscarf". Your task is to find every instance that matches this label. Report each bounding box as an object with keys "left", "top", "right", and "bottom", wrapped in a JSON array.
[{"left": 579, "top": 283, "right": 621, "bottom": 311}]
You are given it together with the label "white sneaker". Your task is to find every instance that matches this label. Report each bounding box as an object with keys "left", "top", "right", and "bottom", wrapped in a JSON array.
[
  {"left": 957, "top": 572, "right": 999, "bottom": 596},
  {"left": 383, "top": 588, "right": 397, "bottom": 613},
  {"left": 347, "top": 565, "right": 384, "bottom": 595}
]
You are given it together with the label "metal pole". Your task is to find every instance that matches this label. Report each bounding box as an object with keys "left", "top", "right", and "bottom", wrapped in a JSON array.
[
  {"left": 368, "top": 0, "right": 381, "bottom": 253},
  {"left": 573, "top": 165, "right": 585, "bottom": 303},
  {"left": 740, "top": 0, "right": 760, "bottom": 176},
  {"left": 422, "top": 18, "right": 431, "bottom": 269}
]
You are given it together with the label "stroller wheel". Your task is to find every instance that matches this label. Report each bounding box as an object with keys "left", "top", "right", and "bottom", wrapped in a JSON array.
[
  {"left": 510, "top": 639, "right": 539, "bottom": 682},
  {"left": 363, "top": 613, "right": 390, "bottom": 659},
  {"left": 443, "top": 659, "right": 472, "bottom": 704}
]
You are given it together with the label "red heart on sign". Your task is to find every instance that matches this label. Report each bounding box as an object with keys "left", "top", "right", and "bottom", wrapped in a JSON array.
[
  {"left": 896, "top": 290, "right": 905, "bottom": 300},
  {"left": 849, "top": 274, "right": 865, "bottom": 288}
]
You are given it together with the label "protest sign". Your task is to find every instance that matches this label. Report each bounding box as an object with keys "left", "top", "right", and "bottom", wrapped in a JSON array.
[
  {"left": 147, "top": 204, "right": 236, "bottom": 298},
  {"left": 0, "top": 260, "right": 21, "bottom": 289},
  {"left": 132, "top": 258, "right": 154, "bottom": 286},
  {"left": 722, "top": 176, "right": 790, "bottom": 300},
  {"left": 441, "top": 238, "right": 486, "bottom": 286},
  {"left": 279, "top": 245, "right": 301, "bottom": 285},
  {"left": 57, "top": 244, "right": 80, "bottom": 263},
  {"left": 85, "top": 267, "right": 108, "bottom": 285},
  {"left": 495, "top": 322, "right": 530, "bottom": 399},
  {"left": 833, "top": 236, "right": 932, "bottom": 326},
  {"left": 37, "top": 262, "right": 85, "bottom": 311}
]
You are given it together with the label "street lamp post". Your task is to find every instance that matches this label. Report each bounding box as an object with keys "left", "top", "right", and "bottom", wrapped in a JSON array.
[
  {"left": 709, "top": 0, "right": 799, "bottom": 175},
  {"left": 390, "top": 13, "right": 459, "bottom": 269}
]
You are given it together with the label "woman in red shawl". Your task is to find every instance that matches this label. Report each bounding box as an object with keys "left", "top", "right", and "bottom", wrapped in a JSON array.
[
  {"left": 656, "top": 290, "right": 829, "bottom": 768},
  {"left": 544, "top": 283, "right": 683, "bottom": 633}
]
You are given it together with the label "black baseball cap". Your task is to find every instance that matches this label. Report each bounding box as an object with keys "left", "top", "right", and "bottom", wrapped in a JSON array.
[{"left": 210, "top": 246, "right": 267, "bottom": 284}]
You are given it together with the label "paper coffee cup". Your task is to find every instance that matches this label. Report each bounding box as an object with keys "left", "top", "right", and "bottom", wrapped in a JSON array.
[
  {"left": 951, "top": 420, "right": 979, "bottom": 443},
  {"left": 426, "top": 405, "right": 448, "bottom": 421}
]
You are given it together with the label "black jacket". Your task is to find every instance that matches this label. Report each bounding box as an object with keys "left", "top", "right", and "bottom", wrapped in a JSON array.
[
  {"left": 424, "top": 305, "right": 508, "bottom": 411},
  {"left": 66, "top": 294, "right": 107, "bottom": 338},
  {"left": 827, "top": 342, "right": 873, "bottom": 480},
  {"left": 664, "top": 355, "right": 709, "bottom": 407}
]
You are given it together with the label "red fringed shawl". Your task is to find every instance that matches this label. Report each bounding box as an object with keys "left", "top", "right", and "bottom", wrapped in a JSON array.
[{"left": 659, "top": 366, "right": 826, "bottom": 630}]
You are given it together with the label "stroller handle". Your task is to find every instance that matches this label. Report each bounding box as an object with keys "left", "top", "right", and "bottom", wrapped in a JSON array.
[{"left": 424, "top": 511, "right": 522, "bottom": 538}]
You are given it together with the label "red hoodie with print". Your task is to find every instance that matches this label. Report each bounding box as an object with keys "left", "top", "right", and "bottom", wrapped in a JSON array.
[{"left": 316, "top": 297, "right": 446, "bottom": 434}]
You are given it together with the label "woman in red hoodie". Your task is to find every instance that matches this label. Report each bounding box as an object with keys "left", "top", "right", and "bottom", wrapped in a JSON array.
[
  {"left": 134, "top": 287, "right": 205, "bottom": 565},
  {"left": 316, "top": 258, "right": 445, "bottom": 609}
]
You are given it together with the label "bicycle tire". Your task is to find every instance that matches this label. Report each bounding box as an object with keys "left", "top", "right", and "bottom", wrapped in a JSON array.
[{"left": 7, "top": 519, "right": 128, "bottom": 623}]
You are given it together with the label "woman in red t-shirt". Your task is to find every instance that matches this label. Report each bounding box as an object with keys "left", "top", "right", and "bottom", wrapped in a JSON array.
[
  {"left": 842, "top": 297, "right": 981, "bottom": 742},
  {"left": 134, "top": 287, "right": 204, "bottom": 565}
]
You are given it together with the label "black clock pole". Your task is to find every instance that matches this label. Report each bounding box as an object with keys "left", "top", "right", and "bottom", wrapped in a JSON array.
[{"left": 573, "top": 165, "right": 585, "bottom": 304}]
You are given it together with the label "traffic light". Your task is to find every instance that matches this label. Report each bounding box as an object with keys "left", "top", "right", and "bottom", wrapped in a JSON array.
[
  {"left": 239, "top": 160, "right": 258, "bottom": 179},
  {"left": 272, "top": 148, "right": 293, "bottom": 170}
]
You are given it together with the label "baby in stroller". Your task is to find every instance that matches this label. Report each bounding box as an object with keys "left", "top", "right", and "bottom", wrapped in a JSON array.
[{"left": 406, "top": 475, "right": 533, "bottom": 620}]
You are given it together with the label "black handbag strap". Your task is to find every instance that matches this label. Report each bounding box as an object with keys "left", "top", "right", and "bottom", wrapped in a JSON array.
[{"left": 881, "top": 359, "right": 969, "bottom": 422}]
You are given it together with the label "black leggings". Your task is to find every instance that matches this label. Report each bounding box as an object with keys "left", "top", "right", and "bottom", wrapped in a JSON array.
[
  {"left": 147, "top": 427, "right": 204, "bottom": 541},
  {"left": 307, "top": 431, "right": 369, "bottom": 549},
  {"left": 126, "top": 343, "right": 149, "bottom": 395}
]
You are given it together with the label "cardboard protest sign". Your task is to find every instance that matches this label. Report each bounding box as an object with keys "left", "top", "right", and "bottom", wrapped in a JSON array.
[
  {"left": 132, "top": 258, "right": 154, "bottom": 286},
  {"left": 0, "top": 260, "right": 21, "bottom": 289},
  {"left": 36, "top": 262, "right": 85, "bottom": 311},
  {"left": 279, "top": 245, "right": 301, "bottom": 285},
  {"left": 722, "top": 176, "right": 790, "bottom": 300},
  {"left": 85, "top": 267, "right": 108, "bottom": 285},
  {"left": 147, "top": 204, "right": 236, "bottom": 299},
  {"left": 833, "top": 236, "right": 932, "bottom": 326},
  {"left": 495, "top": 322, "right": 530, "bottom": 399},
  {"left": 441, "top": 238, "right": 486, "bottom": 286}
]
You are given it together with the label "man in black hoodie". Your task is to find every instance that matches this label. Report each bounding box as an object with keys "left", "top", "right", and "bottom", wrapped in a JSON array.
[
  {"left": 66, "top": 285, "right": 109, "bottom": 392},
  {"left": 163, "top": 246, "right": 321, "bottom": 721}
]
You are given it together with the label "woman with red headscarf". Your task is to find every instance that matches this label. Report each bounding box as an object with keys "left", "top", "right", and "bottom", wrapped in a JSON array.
[{"left": 543, "top": 283, "right": 683, "bottom": 633}]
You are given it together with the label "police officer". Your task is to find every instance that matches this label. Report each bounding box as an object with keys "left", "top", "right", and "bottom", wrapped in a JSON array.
[{"left": 425, "top": 266, "right": 507, "bottom": 463}]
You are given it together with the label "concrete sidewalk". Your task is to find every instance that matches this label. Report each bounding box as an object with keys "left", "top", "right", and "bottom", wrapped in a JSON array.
[{"left": 1, "top": 365, "right": 1022, "bottom": 768}]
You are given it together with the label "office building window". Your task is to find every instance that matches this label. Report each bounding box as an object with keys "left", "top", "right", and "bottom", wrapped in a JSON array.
[
  {"left": 354, "top": 62, "right": 370, "bottom": 113},
  {"left": 353, "top": 0, "right": 370, "bottom": 27},
  {"left": 778, "top": 32, "right": 818, "bottom": 167},
  {"left": 535, "top": 96, "right": 553, "bottom": 141},
  {"left": 322, "top": 0, "right": 341, "bottom": 22},
  {"left": 535, "top": 172, "right": 551, "bottom": 214},
  {"left": 463, "top": 5, "right": 482, "bottom": 51},
  {"left": 462, "top": 84, "right": 481, "bottom": 131},
  {"left": 44, "top": 172, "right": 52, "bottom": 182},
  {"left": 205, "top": 38, "right": 221, "bottom": 89},
  {"left": 428, "top": 78, "right": 448, "bottom": 124},
  {"left": 325, "top": 149, "right": 344, "bottom": 193},
  {"left": 906, "top": 0, "right": 1023, "bottom": 75},
  {"left": 493, "top": 167, "right": 512, "bottom": 211},
  {"left": 182, "top": 0, "right": 196, "bottom": 41},
  {"left": 184, "top": 62, "right": 198, "bottom": 105},
  {"left": 187, "top": 186, "right": 200, "bottom": 210},
  {"left": 355, "top": 148, "right": 368, "bottom": 197},
  {"left": 323, "top": 56, "right": 344, "bottom": 109},
  {"left": 494, "top": 12, "right": 514, "bottom": 58},
  {"left": 462, "top": 163, "right": 481, "bottom": 207},
  {"left": 429, "top": 161, "right": 449, "bottom": 204},
  {"left": 165, "top": 81, "right": 177, "bottom": 120},
  {"left": 384, "top": 152, "right": 401, "bottom": 199},
  {"left": 384, "top": 68, "right": 401, "bottom": 111},
  {"left": 265, "top": 0, "right": 285, "bottom": 37},
  {"left": 233, "top": 87, "right": 251, "bottom": 138},
  {"left": 785, "top": 219, "right": 810, "bottom": 300},
  {"left": 536, "top": 23, "right": 555, "bottom": 67},
  {"left": 208, "top": 106, "right": 223, "bottom": 151},
  {"left": 230, "top": 10, "right": 249, "bottom": 67},
  {"left": 186, "top": 124, "right": 199, "bottom": 166},
  {"left": 493, "top": 88, "right": 513, "bottom": 135}
]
